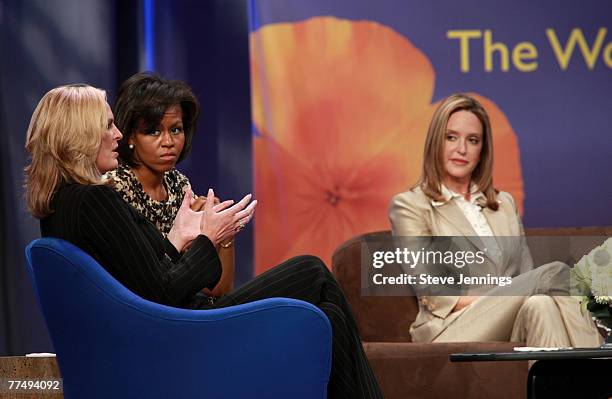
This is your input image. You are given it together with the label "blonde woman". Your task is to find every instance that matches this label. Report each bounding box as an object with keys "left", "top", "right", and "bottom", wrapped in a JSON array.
[
  {"left": 25, "top": 84, "right": 382, "bottom": 399},
  {"left": 389, "top": 93, "right": 600, "bottom": 347}
]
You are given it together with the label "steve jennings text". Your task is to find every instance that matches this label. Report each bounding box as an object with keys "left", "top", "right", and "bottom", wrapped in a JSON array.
[{"left": 372, "top": 273, "right": 513, "bottom": 288}]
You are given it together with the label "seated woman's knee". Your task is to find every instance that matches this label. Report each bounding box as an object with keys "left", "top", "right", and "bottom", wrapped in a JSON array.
[
  {"left": 541, "top": 261, "right": 569, "bottom": 274},
  {"left": 291, "top": 254, "right": 327, "bottom": 269},
  {"left": 521, "top": 295, "right": 557, "bottom": 317},
  {"left": 536, "top": 261, "right": 570, "bottom": 295}
]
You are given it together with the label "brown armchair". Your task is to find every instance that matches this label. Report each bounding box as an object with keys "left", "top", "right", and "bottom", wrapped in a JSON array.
[{"left": 332, "top": 227, "right": 612, "bottom": 399}]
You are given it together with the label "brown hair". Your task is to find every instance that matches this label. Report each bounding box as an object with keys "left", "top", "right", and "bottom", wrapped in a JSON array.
[
  {"left": 418, "top": 93, "right": 498, "bottom": 211},
  {"left": 113, "top": 72, "right": 199, "bottom": 167},
  {"left": 25, "top": 84, "right": 108, "bottom": 218}
]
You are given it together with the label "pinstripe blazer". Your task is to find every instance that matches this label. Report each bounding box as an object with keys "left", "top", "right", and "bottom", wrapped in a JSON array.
[
  {"left": 388, "top": 186, "right": 534, "bottom": 342},
  {"left": 40, "top": 183, "right": 221, "bottom": 308}
]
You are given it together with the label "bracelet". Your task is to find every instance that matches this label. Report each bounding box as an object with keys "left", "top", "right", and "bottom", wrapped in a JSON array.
[{"left": 220, "top": 240, "right": 233, "bottom": 249}]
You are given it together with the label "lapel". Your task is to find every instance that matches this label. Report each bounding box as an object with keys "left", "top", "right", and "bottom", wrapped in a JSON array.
[
  {"left": 481, "top": 200, "right": 515, "bottom": 267},
  {"left": 434, "top": 201, "right": 505, "bottom": 266},
  {"left": 434, "top": 201, "right": 489, "bottom": 253},
  {"left": 482, "top": 203, "right": 511, "bottom": 236}
]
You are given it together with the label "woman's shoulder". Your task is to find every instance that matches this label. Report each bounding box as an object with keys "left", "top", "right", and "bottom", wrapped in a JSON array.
[
  {"left": 165, "top": 168, "right": 191, "bottom": 194},
  {"left": 390, "top": 186, "right": 432, "bottom": 209},
  {"left": 73, "top": 182, "right": 118, "bottom": 199},
  {"left": 106, "top": 164, "right": 137, "bottom": 192},
  {"left": 42, "top": 184, "right": 110, "bottom": 239},
  {"left": 496, "top": 190, "right": 514, "bottom": 201},
  {"left": 496, "top": 190, "right": 517, "bottom": 210},
  {"left": 58, "top": 182, "right": 113, "bottom": 195},
  {"left": 54, "top": 183, "right": 118, "bottom": 210},
  {"left": 166, "top": 168, "right": 190, "bottom": 185}
]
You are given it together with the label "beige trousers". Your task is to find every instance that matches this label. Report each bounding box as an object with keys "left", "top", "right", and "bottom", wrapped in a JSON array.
[{"left": 432, "top": 262, "right": 601, "bottom": 347}]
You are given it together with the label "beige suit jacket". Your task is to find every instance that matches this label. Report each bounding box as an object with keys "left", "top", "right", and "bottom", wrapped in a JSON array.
[{"left": 389, "top": 186, "right": 534, "bottom": 342}]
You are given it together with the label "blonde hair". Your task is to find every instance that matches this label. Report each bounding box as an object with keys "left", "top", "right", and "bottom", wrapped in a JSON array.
[
  {"left": 25, "top": 84, "right": 109, "bottom": 218},
  {"left": 418, "top": 93, "right": 498, "bottom": 211}
]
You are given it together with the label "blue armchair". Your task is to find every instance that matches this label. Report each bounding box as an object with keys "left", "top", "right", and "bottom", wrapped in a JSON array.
[{"left": 25, "top": 238, "right": 332, "bottom": 399}]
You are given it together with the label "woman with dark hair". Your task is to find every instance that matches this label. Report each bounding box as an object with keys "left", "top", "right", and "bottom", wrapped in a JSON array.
[
  {"left": 26, "top": 84, "right": 383, "bottom": 399},
  {"left": 106, "top": 72, "right": 234, "bottom": 297},
  {"left": 389, "top": 93, "right": 600, "bottom": 348}
]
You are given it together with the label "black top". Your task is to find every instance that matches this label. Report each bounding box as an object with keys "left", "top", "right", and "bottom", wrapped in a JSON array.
[{"left": 40, "top": 183, "right": 221, "bottom": 308}]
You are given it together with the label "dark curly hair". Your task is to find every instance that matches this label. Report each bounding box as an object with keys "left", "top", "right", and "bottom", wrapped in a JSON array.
[{"left": 114, "top": 72, "right": 199, "bottom": 167}]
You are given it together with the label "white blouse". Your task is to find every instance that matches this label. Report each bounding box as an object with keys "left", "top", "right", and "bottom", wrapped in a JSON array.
[{"left": 435, "top": 185, "right": 502, "bottom": 263}]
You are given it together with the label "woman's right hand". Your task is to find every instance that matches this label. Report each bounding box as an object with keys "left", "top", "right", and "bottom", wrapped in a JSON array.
[
  {"left": 200, "top": 189, "right": 257, "bottom": 247},
  {"left": 190, "top": 192, "right": 220, "bottom": 212},
  {"left": 167, "top": 189, "right": 203, "bottom": 252}
]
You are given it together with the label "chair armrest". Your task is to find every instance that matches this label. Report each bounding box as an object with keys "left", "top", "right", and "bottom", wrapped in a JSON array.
[
  {"left": 332, "top": 231, "right": 417, "bottom": 342},
  {"left": 27, "top": 239, "right": 332, "bottom": 399}
]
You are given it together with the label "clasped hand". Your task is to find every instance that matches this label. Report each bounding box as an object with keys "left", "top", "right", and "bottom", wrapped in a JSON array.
[{"left": 168, "top": 187, "right": 257, "bottom": 252}]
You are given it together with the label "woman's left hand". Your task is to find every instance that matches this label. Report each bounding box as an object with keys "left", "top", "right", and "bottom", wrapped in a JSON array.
[
  {"left": 199, "top": 189, "right": 256, "bottom": 247},
  {"left": 186, "top": 192, "right": 229, "bottom": 251}
]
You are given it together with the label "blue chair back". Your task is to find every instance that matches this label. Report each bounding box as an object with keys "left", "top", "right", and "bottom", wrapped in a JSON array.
[{"left": 26, "top": 238, "right": 332, "bottom": 398}]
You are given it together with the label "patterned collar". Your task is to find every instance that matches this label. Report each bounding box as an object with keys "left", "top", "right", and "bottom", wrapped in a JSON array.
[{"left": 105, "top": 163, "right": 189, "bottom": 235}]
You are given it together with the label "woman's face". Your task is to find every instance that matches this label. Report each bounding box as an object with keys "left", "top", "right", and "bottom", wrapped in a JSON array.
[
  {"left": 442, "top": 110, "right": 483, "bottom": 184},
  {"left": 95, "top": 102, "right": 123, "bottom": 173},
  {"left": 130, "top": 105, "right": 185, "bottom": 175}
]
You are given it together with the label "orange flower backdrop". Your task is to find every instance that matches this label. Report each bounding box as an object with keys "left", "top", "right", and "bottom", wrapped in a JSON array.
[{"left": 250, "top": 17, "right": 524, "bottom": 273}]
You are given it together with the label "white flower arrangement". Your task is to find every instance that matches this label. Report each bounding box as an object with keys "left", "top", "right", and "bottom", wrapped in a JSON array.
[{"left": 570, "top": 238, "right": 612, "bottom": 330}]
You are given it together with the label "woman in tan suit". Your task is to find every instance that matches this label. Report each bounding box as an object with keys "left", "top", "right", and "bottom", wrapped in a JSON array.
[{"left": 389, "top": 94, "right": 600, "bottom": 347}]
